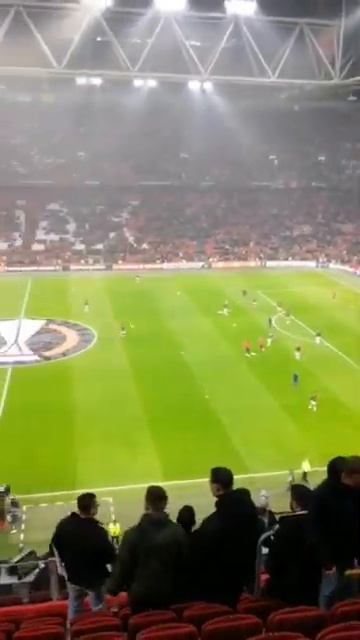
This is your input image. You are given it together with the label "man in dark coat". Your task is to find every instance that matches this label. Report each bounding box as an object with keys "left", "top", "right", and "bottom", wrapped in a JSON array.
[
  {"left": 51, "top": 492, "right": 116, "bottom": 620},
  {"left": 266, "top": 484, "right": 322, "bottom": 606},
  {"left": 108, "top": 485, "right": 187, "bottom": 612},
  {"left": 311, "top": 456, "right": 360, "bottom": 608},
  {"left": 192, "top": 467, "right": 262, "bottom": 607}
]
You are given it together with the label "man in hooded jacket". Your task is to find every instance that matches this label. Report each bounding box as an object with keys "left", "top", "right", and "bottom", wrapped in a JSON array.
[
  {"left": 192, "top": 467, "right": 263, "bottom": 607},
  {"left": 108, "top": 485, "right": 187, "bottom": 612}
]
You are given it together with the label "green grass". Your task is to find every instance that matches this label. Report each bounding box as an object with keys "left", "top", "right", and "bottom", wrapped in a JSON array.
[{"left": 0, "top": 269, "right": 359, "bottom": 557}]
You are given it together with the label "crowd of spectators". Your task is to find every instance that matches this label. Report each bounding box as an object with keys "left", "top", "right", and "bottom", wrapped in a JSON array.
[
  {"left": 0, "top": 83, "right": 359, "bottom": 266},
  {"left": 51, "top": 456, "right": 360, "bottom": 622},
  {"left": 0, "top": 185, "right": 359, "bottom": 265}
]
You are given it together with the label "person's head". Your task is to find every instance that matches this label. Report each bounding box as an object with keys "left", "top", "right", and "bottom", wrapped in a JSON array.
[
  {"left": 77, "top": 492, "right": 98, "bottom": 518},
  {"left": 177, "top": 505, "right": 196, "bottom": 533},
  {"left": 145, "top": 485, "right": 168, "bottom": 513},
  {"left": 341, "top": 456, "right": 360, "bottom": 488},
  {"left": 327, "top": 456, "right": 346, "bottom": 483},
  {"left": 290, "top": 484, "right": 313, "bottom": 512},
  {"left": 258, "top": 490, "right": 270, "bottom": 511},
  {"left": 210, "top": 467, "right": 234, "bottom": 497}
]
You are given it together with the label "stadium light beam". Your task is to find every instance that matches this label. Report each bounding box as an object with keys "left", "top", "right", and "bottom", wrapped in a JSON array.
[
  {"left": 133, "top": 78, "right": 145, "bottom": 87},
  {"left": 188, "top": 80, "right": 202, "bottom": 91},
  {"left": 89, "top": 76, "right": 103, "bottom": 86},
  {"left": 75, "top": 76, "right": 88, "bottom": 86},
  {"left": 203, "top": 81, "right": 214, "bottom": 92},
  {"left": 154, "top": 0, "right": 187, "bottom": 12},
  {"left": 224, "top": 0, "right": 257, "bottom": 16},
  {"left": 146, "top": 78, "right": 158, "bottom": 88}
]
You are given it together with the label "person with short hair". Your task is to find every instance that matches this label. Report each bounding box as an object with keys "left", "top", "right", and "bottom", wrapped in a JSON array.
[
  {"left": 108, "top": 485, "right": 187, "bottom": 612},
  {"left": 192, "top": 467, "right": 261, "bottom": 606},
  {"left": 51, "top": 492, "right": 115, "bottom": 621},
  {"left": 311, "top": 455, "right": 360, "bottom": 609},
  {"left": 177, "top": 505, "right": 196, "bottom": 536},
  {"left": 266, "top": 483, "right": 321, "bottom": 606}
]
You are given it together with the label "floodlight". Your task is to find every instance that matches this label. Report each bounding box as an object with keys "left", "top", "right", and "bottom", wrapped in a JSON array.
[
  {"left": 203, "top": 81, "right": 213, "bottom": 92},
  {"left": 75, "top": 76, "right": 88, "bottom": 86},
  {"left": 146, "top": 78, "right": 158, "bottom": 88},
  {"left": 133, "top": 78, "right": 145, "bottom": 87},
  {"left": 188, "top": 80, "right": 202, "bottom": 91},
  {"left": 89, "top": 76, "right": 103, "bottom": 86},
  {"left": 225, "top": 0, "right": 257, "bottom": 16},
  {"left": 154, "top": 0, "right": 187, "bottom": 11}
]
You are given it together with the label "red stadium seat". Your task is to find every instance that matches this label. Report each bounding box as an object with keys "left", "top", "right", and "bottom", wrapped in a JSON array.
[
  {"left": 137, "top": 623, "right": 198, "bottom": 640},
  {"left": 237, "top": 597, "right": 285, "bottom": 622},
  {"left": 0, "top": 633, "right": 7, "bottom": 640},
  {"left": 0, "top": 598, "right": 23, "bottom": 609},
  {"left": 71, "top": 613, "right": 116, "bottom": 627},
  {"left": 80, "top": 634, "right": 126, "bottom": 640},
  {"left": 201, "top": 613, "right": 263, "bottom": 639},
  {"left": 28, "top": 593, "right": 52, "bottom": 605},
  {"left": 267, "top": 607, "right": 328, "bottom": 639},
  {"left": 14, "top": 627, "right": 65, "bottom": 640},
  {"left": 71, "top": 618, "right": 122, "bottom": 639},
  {"left": 182, "top": 604, "right": 233, "bottom": 630},
  {"left": 128, "top": 611, "right": 177, "bottom": 640},
  {"left": 170, "top": 604, "right": 205, "bottom": 619},
  {"left": 0, "top": 621, "right": 17, "bottom": 640},
  {"left": 118, "top": 607, "right": 132, "bottom": 631},
  {"left": 330, "top": 600, "right": 360, "bottom": 624},
  {"left": 317, "top": 621, "right": 360, "bottom": 640},
  {"left": 21, "top": 618, "right": 64, "bottom": 629},
  {"left": 249, "top": 634, "right": 309, "bottom": 640},
  {"left": 0, "top": 602, "right": 68, "bottom": 624}
]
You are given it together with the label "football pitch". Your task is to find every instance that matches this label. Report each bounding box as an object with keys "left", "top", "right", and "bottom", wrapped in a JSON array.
[{"left": 0, "top": 268, "right": 359, "bottom": 556}]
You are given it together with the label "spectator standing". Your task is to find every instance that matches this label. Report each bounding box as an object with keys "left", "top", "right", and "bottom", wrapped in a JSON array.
[
  {"left": 177, "top": 505, "right": 196, "bottom": 537},
  {"left": 193, "top": 467, "right": 261, "bottom": 607},
  {"left": 257, "top": 490, "right": 277, "bottom": 532},
  {"left": 266, "top": 484, "right": 321, "bottom": 606},
  {"left": 51, "top": 493, "right": 115, "bottom": 621},
  {"left": 311, "top": 456, "right": 360, "bottom": 608},
  {"left": 109, "top": 485, "right": 187, "bottom": 612}
]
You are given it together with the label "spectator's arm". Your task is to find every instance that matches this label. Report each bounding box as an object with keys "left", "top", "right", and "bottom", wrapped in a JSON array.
[
  {"left": 98, "top": 525, "right": 117, "bottom": 565},
  {"left": 108, "top": 530, "right": 135, "bottom": 595}
]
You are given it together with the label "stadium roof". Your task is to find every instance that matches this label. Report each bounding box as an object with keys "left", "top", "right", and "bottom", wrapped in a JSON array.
[{"left": 0, "top": 0, "right": 358, "bottom": 85}]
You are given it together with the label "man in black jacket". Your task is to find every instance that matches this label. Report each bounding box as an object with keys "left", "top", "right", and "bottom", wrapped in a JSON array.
[
  {"left": 311, "top": 456, "right": 360, "bottom": 608},
  {"left": 266, "top": 484, "right": 322, "bottom": 606},
  {"left": 192, "top": 467, "right": 262, "bottom": 607},
  {"left": 108, "top": 485, "right": 187, "bottom": 612},
  {"left": 51, "top": 492, "right": 116, "bottom": 620}
]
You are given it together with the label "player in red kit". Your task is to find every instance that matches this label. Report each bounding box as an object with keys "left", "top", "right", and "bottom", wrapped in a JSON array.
[
  {"left": 244, "top": 340, "right": 251, "bottom": 357},
  {"left": 258, "top": 337, "right": 266, "bottom": 352}
]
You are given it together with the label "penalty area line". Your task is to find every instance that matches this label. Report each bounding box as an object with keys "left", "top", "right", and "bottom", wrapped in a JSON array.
[
  {"left": 16, "top": 466, "right": 326, "bottom": 499},
  {"left": 258, "top": 290, "right": 360, "bottom": 371}
]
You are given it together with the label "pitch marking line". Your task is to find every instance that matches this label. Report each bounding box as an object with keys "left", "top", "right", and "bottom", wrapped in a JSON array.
[
  {"left": 0, "top": 278, "right": 32, "bottom": 419},
  {"left": 16, "top": 466, "right": 326, "bottom": 499},
  {"left": 258, "top": 290, "right": 359, "bottom": 371}
]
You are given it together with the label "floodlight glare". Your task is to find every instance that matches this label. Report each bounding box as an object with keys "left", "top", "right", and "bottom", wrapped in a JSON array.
[
  {"left": 75, "top": 76, "right": 88, "bottom": 86},
  {"left": 89, "top": 76, "right": 103, "bottom": 86},
  {"left": 225, "top": 0, "right": 257, "bottom": 16},
  {"left": 154, "top": 0, "right": 187, "bottom": 12},
  {"left": 146, "top": 78, "right": 158, "bottom": 88},
  {"left": 188, "top": 80, "right": 202, "bottom": 91},
  {"left": 133, "top": 78, "right": 145, "bottom": 87},
  {"left": 203, "top": 81, "right": 213, "bottom": 92}
]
